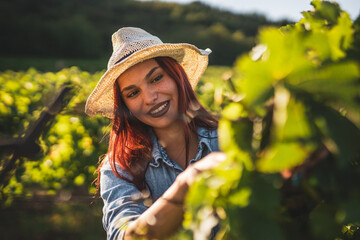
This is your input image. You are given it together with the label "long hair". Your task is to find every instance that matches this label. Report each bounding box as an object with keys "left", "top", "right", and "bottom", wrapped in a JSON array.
[{"left": 95, "top": 57, "right": 218, "bottom": 193}]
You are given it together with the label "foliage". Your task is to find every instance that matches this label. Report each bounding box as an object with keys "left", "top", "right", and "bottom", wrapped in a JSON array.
[
  {"left": 182, "top": 1, "right": 360, "bottom": 239},
  {"left": 195, "top": 65, "right": 234, "bottom": 114},
  {"left": 0, "top": 67, "right": 109, "bottom": 205}
]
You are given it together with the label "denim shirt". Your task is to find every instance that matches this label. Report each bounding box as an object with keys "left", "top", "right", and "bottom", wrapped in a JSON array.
[{"left": 100, "top": 127, "right": 219, "bottom": 240}]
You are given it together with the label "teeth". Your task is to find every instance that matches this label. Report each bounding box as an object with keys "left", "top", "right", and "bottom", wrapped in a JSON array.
[{"left": 151, "top": 102, "right": 168, "bottom": 114}]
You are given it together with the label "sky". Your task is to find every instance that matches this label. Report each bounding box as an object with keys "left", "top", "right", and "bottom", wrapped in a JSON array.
[{"left": 142, "top": 0, "right": 360, "bottom": 21}]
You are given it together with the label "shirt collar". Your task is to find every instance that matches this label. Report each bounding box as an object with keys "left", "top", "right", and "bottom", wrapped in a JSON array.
[{"left": 149, "top": 127, "right": 215, "bottom": 168}]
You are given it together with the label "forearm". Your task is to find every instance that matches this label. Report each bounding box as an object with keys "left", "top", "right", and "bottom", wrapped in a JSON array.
[
  {"left": 123, "top": 152, "right": 225, "bottom": 239},
  {"left": 124, "top": 170, "right": 191, "bottom": 239}
]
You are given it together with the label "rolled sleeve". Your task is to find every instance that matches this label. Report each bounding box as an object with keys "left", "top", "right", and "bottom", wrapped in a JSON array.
[{"left": 100, "top": 162, "right": 148, "bottom": 240}]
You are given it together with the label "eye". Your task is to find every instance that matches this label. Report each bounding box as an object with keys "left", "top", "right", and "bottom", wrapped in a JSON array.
[
  {"left": 126, "top": 89, "right": 139, "bottom": 98},
  {"left": 151, "top": 74, "right": 163, "bottom": 83}
]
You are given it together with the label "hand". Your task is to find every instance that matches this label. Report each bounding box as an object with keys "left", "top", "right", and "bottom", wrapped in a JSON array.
[{"left": 181, "top": 152, "right": 226, "bottom": 188}]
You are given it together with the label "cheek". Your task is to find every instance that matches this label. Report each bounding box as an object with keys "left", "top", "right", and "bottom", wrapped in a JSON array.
[
  {"left": 170, "top": 84, "right": 179, "bottom": 102},
  {"left": 124, "top": 99, "right": 142, "bottom": 115},
  {"left": 163, "top": 79, "right": 179, "bottom": 97}
]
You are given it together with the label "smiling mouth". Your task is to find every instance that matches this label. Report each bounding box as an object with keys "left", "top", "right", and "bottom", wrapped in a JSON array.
[{"left": 149, "top": 101, "right": 170, "bottom": 118}]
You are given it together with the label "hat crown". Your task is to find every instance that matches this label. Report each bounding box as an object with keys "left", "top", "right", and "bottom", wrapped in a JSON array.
[{"left": 108, "top": 27, "right": 163, "bottom": 69}]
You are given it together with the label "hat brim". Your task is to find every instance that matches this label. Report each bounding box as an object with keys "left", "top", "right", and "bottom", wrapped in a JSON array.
[{"left": 85, "top": 43, "right": 210, "bottom": 119}]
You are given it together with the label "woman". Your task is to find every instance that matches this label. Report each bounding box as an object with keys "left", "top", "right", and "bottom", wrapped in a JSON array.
[{"left": 85, "top": 27, "right": 225, "bottom": 240}]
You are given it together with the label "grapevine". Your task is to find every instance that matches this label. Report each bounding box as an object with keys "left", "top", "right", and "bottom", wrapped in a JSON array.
[{"left": 183, "top": 1, "right": 360, "bottom": 239}]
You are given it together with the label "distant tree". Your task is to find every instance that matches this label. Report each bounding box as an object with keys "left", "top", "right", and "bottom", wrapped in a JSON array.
[{"left": 0, "top": 0, "right": 284, "bottom": 67}]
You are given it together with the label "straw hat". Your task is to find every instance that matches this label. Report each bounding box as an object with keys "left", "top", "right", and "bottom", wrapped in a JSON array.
[{"left": 85, "top": 27, "right": 211, "bottom": 118}]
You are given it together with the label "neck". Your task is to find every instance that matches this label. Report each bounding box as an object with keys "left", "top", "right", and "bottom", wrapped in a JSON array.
[
  {"left": 154, "top": 121, "right": 197, "bottom": 169},
  {"left": 154, "top": 120, "right": 185, "bottom": 150}
]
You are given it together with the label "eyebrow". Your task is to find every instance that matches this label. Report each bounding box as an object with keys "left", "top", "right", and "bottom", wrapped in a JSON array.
[
  {"left": 121, "top": 66, "right": 160, "bottom": 94},
  {"left": 145, "top": 66, "right": 160, "bottom": 80}
]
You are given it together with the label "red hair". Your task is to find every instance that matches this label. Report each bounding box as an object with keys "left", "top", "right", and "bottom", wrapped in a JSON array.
[{"left": 95, "top": 57, "right": 217, "bottom": 192}]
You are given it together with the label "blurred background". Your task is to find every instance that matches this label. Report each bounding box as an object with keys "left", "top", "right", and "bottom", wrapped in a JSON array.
[
  {"left": 0, "top": 0, "right": 293, "bottom": 72},
  {"left": 1, "top": 0, "right": 358, "bottom": 72},
  {"left": 0, "top": 0, "right": 359, "bottom": 239}
]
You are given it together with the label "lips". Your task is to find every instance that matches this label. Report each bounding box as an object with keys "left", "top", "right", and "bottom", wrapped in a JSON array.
[{"left": 148, "top": 101, "right": 170, "bottom": 118}]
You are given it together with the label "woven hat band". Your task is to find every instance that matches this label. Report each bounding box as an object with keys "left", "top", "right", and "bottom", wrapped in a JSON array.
[
  {"left": 108, "top": 28, "right": 163, "bottom": 69},
  {"left": 114, "top": 51, "right": 135, "bottom": 65}
]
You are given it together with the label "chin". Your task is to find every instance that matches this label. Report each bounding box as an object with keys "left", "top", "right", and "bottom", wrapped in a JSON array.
[{"left": 148, "top": 117, "right": 181, "bottom": 130}]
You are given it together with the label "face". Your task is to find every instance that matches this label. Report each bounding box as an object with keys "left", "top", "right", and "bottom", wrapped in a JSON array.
[{"left": 117, "top": 59, "right": 180, "bottom": 131}]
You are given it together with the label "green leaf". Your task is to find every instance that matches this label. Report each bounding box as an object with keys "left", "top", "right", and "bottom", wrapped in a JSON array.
[
  {"left": 240, "top": 170, "right": 280, "bottom": 212},
  {"left": 227, "top": 187, "right": 251, "bottom": 207},
  {"left": 288, "top": 62, "right": 360, "bottom": 111},
  {"left": 257, "top": 142, "right": 310, "bottom": 173},
  {"left": 311, "top": 0, "right": 341, "bottom": 24},
  {"left": 257, "top": 91, "right": 316, "bottom": 173},
  {"left": 218, "top": 117, "right": 254, "bottom": 170},
  {"left": 312, "top": 104, "right": 360, "bottom": 167},
  {"left": 234, "top": 55, "right": 274, "bottom": 115},
  {"left": 328, "top": 11, "right": 354, "bottom": 60},
  {"left": 297, "top": 1, "right": 353, "bottom": 61},
  {"left": 282, "top": 98, "right": 314, "bottom": 141},
  {"left": 221, "top": 102, "right": 244, "bottom": 121},
  {"left": 261, "top": 28, "right": 311, "bottom": 80},
  {"left": 299, "top": 11, "right": 327, "bottom": 32}
]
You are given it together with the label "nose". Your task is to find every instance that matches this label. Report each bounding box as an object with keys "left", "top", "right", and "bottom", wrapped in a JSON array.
[{"left": 143, "top": 87, "right": 158, "bottom": 105}]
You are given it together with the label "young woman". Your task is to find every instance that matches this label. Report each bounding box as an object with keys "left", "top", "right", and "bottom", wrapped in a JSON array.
[{"left": 85, "top": 27, "right": 225, "bottom": 240}]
